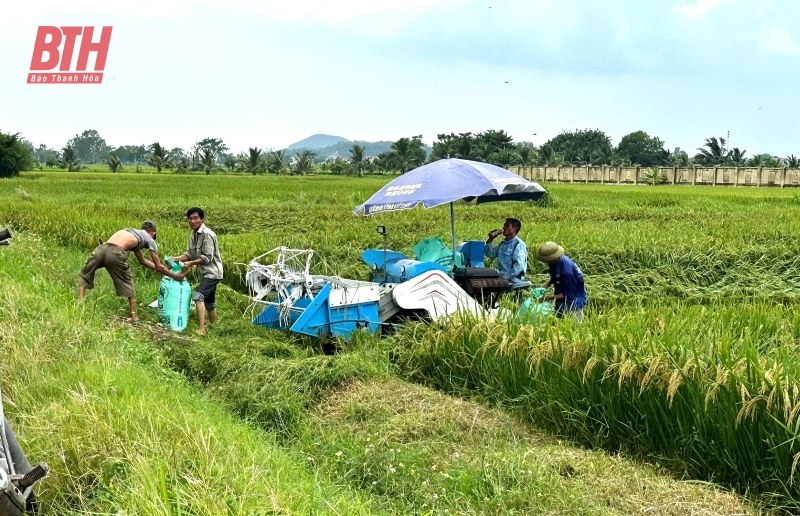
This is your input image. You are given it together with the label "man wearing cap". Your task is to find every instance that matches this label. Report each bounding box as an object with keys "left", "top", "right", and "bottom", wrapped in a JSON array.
[
  {"left": 535, "top": 241, "right": 588, "bottom": 322},
  {"left": 78, "top": 221, "right": 185, "bottom": 322},
  {"left": 484, "top": 217, "right": 530, "bottom": 290},
  {"left": 172, "top": 207, "right": 223, "bottom": 335}
]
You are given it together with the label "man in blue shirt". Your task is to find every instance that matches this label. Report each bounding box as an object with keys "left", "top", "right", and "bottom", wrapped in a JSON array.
[
  {"left": 484, "top": 218, "right": 530, "bottom": 290},
  {"left": 535, "top": 241, "right": 588, "bottom": 322}
]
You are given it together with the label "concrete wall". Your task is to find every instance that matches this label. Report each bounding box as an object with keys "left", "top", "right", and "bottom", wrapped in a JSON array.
[{"left": 507, "top": 165, "right": 800, "bottom": 187}]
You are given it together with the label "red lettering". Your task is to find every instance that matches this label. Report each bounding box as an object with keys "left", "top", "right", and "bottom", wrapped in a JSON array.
[
  {"left": 76, "top": 26, "right": 112, "bottom": 71},
  {"left": 59, "top": 27, "right": 82, "bottom": 71},
  {"left": 29, "top": 26, "right": 62, "bottom": 71}
]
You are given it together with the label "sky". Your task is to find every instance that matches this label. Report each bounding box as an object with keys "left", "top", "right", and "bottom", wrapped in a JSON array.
[{"left": 1, "top": 0, "right": 799, "bottom": 156}]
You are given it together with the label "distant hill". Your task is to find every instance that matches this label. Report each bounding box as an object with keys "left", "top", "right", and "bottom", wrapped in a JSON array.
[
  {"left": 287, "top": 134, "right": 347, "bottom": 150},
  {"left": 288, "top": 140, "right": 392, "bottom": 159},
  {"left": 286, "top": 139, "right": 432, "bottom": 160}
]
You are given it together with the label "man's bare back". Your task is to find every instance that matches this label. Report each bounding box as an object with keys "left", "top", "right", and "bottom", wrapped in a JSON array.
[{"left": 105, "top": 229, "right": 140, "bottom": 250}]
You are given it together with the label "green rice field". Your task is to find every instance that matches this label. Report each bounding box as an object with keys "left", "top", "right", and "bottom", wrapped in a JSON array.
[{"left": 1, "top": 170, "right": 799, "bottom": 514}]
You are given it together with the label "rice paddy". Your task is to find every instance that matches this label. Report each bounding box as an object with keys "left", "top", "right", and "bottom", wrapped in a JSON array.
[{"left": 1, "top": 170, "right": 797, "bottom": 513}]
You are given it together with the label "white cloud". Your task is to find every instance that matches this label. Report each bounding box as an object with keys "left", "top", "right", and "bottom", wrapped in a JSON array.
[
  {"left": 677, "top": 0, "right": 735, "bottom": 20},
  {"left": 1, "top": 0, "right": 462, "bottom": 25},
  {"left": 224, "top": 0, "right": 462, "bottom": 22},
  {"left": 760, "top": 28, "right": 800, "bottom": 57},
  {"left": 0, "top": 0, "right": 190, "bottom": 32}
]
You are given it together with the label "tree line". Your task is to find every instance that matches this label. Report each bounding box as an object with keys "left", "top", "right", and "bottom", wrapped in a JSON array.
[{"left": 1, "top": 127, "right": 798, "bottom": 178}]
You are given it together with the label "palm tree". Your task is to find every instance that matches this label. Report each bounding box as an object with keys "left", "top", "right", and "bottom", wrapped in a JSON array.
[
  {"left": 389, "top": 137, "right": 425, "bottom": 173},
  {"left": 694, "top": 137, "right": 728, "bottom": 165},
  {"left": 241, "top": 147, "right": 264, "bottom": 174},
  {"left": 58, "top": 145, "right": 81, "bottom": 171},
  {"left": 786, "top": 155, "right": 800, "bottom": 169},
  {"left": 293, "top": 150, "right": 317, "bottom": 175},
  {"left": 453, "top": 136, "right": 481, "bottom": 161},
  {"left": 475, "top": 141, "right": 497, "bottom": 164},
  {"left": 199, "top": 148, "right": 218, "bottom": 175},
  {"left": 538, "top": 145, "right": 565, "bottom": 166},
  {"left": 175, "top": 156, "right": 191, "bottom": 173},
  {"left": 573, "top": 149, "right": 598, "bottom": 166},
  {"left": 516, "top": 145, "right": 536, "bottom": 166},
  {"left": 669, "top": 150, "right": 690, "bottom": 167},
  {"left": 223, "top": 155, "right": 237, "bottom": 172},
  {"left": 492, "top": 147, "right": 519, "bottom": 168},
  {"left": 266, "top": 150, "right": 287, "bottom": 175},
  {"left": 433, "top": 133, "right": 481, "bottom": 161},
  {"left": 147, "top": 142, "right": 170, "bottom": 173},
  {"left": 747, "top": 153, "right": 780, "bottom": 167},
  {"left": 350, "top": 144, "right": 365, "bottom": 177},
  {"left": 107, "top": 152, "right": 123, "bottom": 173},
  {"left": 375, "top": 152, "right": 394, "bottom": 173},
  {"left": 728, "top": 148, "right": 747, "bottom": 165},
  {"left": 478, "top": 129, "right": 514, "bottom": 151},
  {"left": 644, "top": 167, "right": 667, "bottom": 185},
  {"left": 362, "top": 157, "right": 377, "bottom": 175}
]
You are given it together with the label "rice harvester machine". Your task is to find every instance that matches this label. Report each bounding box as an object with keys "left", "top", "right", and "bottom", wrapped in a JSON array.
[
  {"left": 245, "top": 158, "right": 553, "bottom": 339},
  {"left": 245, "top": 243, "right": 487, "bottom": 339},
  {"left": 244, "top": 237, "right": 552, "bottom": 339}
]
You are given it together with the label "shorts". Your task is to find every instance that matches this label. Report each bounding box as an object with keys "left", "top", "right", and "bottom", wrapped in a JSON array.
[
  {"left": 77, "top": 243, "right": 135, "bottom": 298},
  {"left": 192, "top": 277, "right": 221, "bottom": 309}
]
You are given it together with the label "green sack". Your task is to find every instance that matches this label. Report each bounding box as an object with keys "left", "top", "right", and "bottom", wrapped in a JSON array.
[
  {"left": 157, "top": 257, "right": 192, "bottom": 332},
  {"left": 412, "top": 237, "right": 465, "bottom": 270},
  {"left": 517, "top": 287, "right": 553, "bottom": 323}
]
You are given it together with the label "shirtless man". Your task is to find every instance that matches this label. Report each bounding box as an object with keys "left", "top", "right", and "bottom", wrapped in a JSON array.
[{"left": 78, "top": 221, "right": 184, "bottom": 322}]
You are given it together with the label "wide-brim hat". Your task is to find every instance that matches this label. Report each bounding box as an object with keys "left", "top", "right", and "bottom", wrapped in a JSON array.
[{"left": 536, "top": 241, "right": 564, "bottom": 262}]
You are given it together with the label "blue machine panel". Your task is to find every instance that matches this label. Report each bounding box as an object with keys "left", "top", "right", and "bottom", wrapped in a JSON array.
[
  {"left": 362, "top": 249, "right": 448, "bottom": 283},
  {"left": 253, "top": 283, "right": 380, "bottom": 339},
  {"left": 456, "top": 241, "right": 486, "bottom": 268}
]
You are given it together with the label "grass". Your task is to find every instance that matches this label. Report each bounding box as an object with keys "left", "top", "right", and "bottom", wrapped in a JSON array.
[
  {"left": 5, "top": 173, "right": 799, "bottom": 287},
  {"left": 0, "top": 170, "right": 790, "bottom": 513},
  {"left": 302, "top": 377, "right": 755, "bottom": 515},
  {"left": 0, "top": 232, "right": 380, "bottom": 515},
  {"left": 394, "top": 304, "right": 800, "bottom": 508}
]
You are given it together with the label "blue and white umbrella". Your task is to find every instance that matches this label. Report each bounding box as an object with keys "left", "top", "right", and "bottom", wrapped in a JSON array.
[{"left": 354, "top": 158, "right": 546, "bottom": 264}]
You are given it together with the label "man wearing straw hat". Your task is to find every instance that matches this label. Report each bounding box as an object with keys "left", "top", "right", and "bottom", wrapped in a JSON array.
[{"left": 535, "top": 241, "right": 588, "bottom": 322}]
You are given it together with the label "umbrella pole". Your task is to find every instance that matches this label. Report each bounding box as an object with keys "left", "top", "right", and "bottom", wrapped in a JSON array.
[{"left": 450, "top": 202, "right": 457, "bottom": 271}]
